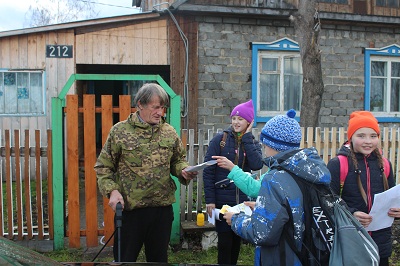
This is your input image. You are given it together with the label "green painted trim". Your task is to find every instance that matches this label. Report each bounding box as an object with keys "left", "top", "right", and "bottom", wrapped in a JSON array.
[
  {"left": 58, "top": 75, "right": 76, "bottom": 101},
  {"left": 51, "top": 97, "right": 65, "bottom": 250},
  {"left": 52, "top": 74, "right": 182, "bottom": 249}
]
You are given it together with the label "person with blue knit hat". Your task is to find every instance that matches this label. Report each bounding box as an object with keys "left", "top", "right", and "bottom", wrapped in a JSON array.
[
  {"left": 203, "top": 99, "right": 264, "bottom": 265},
  {"left": 214, "top": 109, "right": 331, "bottom": 266}
]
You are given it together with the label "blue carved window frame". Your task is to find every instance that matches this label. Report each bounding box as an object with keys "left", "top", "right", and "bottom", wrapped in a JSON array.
[
  {"left": 251, "top": 38, "right": 301, "bottom": 126},
  {"left": 365, "top": 44, "right": 400, "bottom": 123},
  {"left": 0, "top": 70, "right": 46, "bottom": 116}
]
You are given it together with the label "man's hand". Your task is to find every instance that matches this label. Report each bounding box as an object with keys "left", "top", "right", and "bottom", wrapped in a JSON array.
[
  {"left": 212, "top": 156, "right": 235, "bottom": 171},
  {"left": 109, "top": 190, "right": 124, "bottom": 212},
  {"left": 182, "top": 168, "right": 198, "bottom": 180}
]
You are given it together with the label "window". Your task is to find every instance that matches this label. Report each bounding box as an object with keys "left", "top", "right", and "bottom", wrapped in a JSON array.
[
  {"left": 318, "top": 0, "right": 348, "bottom": 4},
  {"left": 365, "top": 45, "right": 400, "bottom": 119},
  {"left": 252, "top": 38, "right": 302, "bottom": 123},
  {"left": 0, "top": 70, "right": 45, "bottom": 116},
  {"left": 376, "top": 0, "right": 399, "bottom": 8}
]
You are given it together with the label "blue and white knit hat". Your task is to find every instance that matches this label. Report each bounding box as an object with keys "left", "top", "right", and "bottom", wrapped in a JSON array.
[{"left": 260, "top": 109, "right": 301, "bottom": 152}]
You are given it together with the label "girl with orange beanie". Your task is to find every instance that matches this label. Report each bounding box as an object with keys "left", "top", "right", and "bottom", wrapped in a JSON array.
[{"left": 327, "top": 110, "right": 400, "bottom": 266}]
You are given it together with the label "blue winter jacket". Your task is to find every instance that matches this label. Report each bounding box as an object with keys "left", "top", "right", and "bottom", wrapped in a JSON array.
[
  {"left": 327, "top": 144, "right": 395, "bottom": 259},
  {"left": 203, "top": 127, "right": 263, "bottom": 232},
  {"left": 230, "top": 148, "right": 331, "bottom": 266}
]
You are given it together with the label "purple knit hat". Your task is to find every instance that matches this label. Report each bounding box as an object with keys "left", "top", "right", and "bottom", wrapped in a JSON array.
[{"left": 230, "top": 100, "right": 254, "bottom": 123}]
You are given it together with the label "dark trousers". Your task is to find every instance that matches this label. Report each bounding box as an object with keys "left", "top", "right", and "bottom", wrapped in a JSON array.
[
  {"left": 113, "top": 205, "right": 173, "bottom": 262},
  {"left": 217, "top": 230, "right": 242, "bottom": 265}
]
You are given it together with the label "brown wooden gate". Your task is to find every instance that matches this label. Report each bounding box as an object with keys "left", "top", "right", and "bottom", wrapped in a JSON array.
[{"left": 64, "top": 94, "right": 135, "bottom": 248}]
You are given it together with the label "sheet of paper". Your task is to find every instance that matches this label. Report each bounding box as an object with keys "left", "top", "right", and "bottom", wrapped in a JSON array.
[
  {"left": 365, "top": 184, "right": 400, "bottom": 231},
  {"left": 207, "top": 208, "right": 221, "bottom": 225},
  {"left": 228, "top": 203, "right": 253, "bottom": 216},
  {"left": 185, "top": 160, "right": 217, "bottom": 172}
]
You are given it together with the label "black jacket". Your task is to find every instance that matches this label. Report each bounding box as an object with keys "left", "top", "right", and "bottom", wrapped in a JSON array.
[
  {"left": 203, "top": 127, "right": 263, "bottom": 232},
  {"left": 327, "top": 144, "right": 395, "bottom": 259}
]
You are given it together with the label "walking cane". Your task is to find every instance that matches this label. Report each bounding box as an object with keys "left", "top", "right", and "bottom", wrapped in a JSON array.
[
  {"left": 92, "top": 202, "right": 123, "bottom": 262},
  {"left": 115, "top": 202, "right": 123, "bottom": 262}
]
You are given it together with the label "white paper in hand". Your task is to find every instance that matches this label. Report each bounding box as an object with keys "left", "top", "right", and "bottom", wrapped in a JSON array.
[{"left": 366, "top": 184, "right": 400, "bottom": 231}]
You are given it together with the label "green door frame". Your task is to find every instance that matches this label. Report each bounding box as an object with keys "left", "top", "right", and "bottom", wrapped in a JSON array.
[{"left": 52, "top": 74, "right": 182, "bottom": 249}]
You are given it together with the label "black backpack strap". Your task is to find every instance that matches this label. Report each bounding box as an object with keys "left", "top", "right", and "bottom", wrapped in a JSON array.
[
  {"left": 281, "top": 170, "right": 323, "bottom": 266},
  {"left": 280, "top": 200, "right": 303, "bottom": 266}
]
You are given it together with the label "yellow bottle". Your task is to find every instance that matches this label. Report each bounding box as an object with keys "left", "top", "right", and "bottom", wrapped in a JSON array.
[{"left": 197, "top": 212, "right": 205, "bottom": 226}]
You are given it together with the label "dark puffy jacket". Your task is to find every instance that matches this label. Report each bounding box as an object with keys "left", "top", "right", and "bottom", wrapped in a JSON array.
[
  {"left": 203, "top": 127, "right": 263, "bottom": 232},
  {"left": 327, "top": 144, "right": 395, "bottom": 259},
  {"left": 231, "top": 148, "right": 331, "bottom": 265}
]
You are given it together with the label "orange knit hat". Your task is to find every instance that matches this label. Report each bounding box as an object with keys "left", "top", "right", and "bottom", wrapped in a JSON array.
[{"left": 347, "top": 111, "right": 380, "bottom": 140}]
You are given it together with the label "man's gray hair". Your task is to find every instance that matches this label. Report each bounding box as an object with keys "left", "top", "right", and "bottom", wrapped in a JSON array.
[{"left": 133, "top": 83, "right": 170, "bottom": 107}]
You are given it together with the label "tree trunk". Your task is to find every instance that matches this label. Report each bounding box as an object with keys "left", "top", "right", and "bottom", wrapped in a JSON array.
[{"left": 290, "top": 0, "right": 325, "bottom": 128}]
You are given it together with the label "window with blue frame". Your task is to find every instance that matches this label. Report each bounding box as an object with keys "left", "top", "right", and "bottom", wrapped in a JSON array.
[
  {"left": 251, "top": 38, "right": 302, "bottom": 123},
  {"left": 0, "top": 70, "right": 45, "bottom": 116},
  {"left": 365, "top": 45, "right": 400, "bottom": 115}
]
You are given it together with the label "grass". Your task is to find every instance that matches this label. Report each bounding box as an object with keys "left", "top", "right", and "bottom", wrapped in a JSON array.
[{"left": 42, "top": 242, "right": 256, "bottom": 265}]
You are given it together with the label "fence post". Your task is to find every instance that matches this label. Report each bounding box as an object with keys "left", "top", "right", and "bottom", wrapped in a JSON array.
[{"left": 51, "top": 97, "right": 65, "bottom": 250}]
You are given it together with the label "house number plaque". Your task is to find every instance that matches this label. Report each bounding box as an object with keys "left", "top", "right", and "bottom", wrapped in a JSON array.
[{"left": 46, "top": 45, "right": 73, "bottom": 58}]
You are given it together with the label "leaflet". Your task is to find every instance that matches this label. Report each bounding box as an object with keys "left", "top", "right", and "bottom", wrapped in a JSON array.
[
  {"left": 185, "top": 160, "right": 217, "bottom": 172},
  {"left": 365, "top": 184, "right": 400, "bottom": 231}
]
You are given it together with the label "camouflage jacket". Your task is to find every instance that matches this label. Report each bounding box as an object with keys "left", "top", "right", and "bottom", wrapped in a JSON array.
[{"left": 95, "top": 112, "right": 189, "bottom": 211}]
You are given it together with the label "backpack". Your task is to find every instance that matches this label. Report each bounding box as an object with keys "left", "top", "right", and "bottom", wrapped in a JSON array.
[
  {"left": 329, "top": 203, "right": 380, "bottom": 266},
  {"left": 277, "top": 150, "right": 380, "bottom": 266},
  {"left": 338, "top": 154, "right": 390, "bottom": 197}
]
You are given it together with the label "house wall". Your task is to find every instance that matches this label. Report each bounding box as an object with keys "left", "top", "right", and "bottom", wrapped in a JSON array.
[
  {"left": 195, "top": 15, "right": 400, "bottom": 131},
  {"left": 75, "top": 20, "right": 168, "bottom": 65},
  {"left": 0, "top": 30, "right": 75, "bottom": 143},
  {"left": 0, "top": 19, "right": 170, "bottom": 139}
]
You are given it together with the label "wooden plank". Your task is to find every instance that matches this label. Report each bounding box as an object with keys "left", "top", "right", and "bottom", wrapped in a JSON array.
[
  {"left": 323, "top": 127, "right": 329, "bottom": 164},
  {"left": 66, "top": 95, "right": 81, "bottom": 248},
  {"left": 75, "top": 34, "right": 85, "bottom": 64},
  {"left": 92, "top": 32, "right": 101, "bottom": 65},
  {"left": 35, "top": 130, "right": 44, "bottom": 240},
  {"left": 65, "top": 30, "right": 75, "bottom": 94},
  {"left": 14, "top": 130, "right": 23, "bottom": 240},
  {"left": 101, "top": 95, "right": 114, "bottom": 246},
  {"left": 180, "top": 129, "right": 188, "bottom": 221},
  {"left": 142, "top": 22, "right": 151, "bottom": 64},
  {"left": 186, "top": 130, "right": 195, "bottom": 221},
  {"left": 36, "top": 33, "right": 46, "bottom": 69},
  {"left": 18, "top": 35, "right": 28, "bottom": 69},
  {"left": 27, "top": 34, "right": 38, "bottom": 68},
  {"left": 331, "top": 127, "right": 338, "bottom": 158},
  {"left": 109, "top": 29, "right": 119, "bottom": 64},
  {"left": 9, "top": 36, "right": 19, "bottom": 69},
  {"left": 133, "top": 24, "right": 143, "bottom": 64},
  {"left": 149, "top": 21, "right": 159, "bottom": 64},
  {"left": 83, "top": 94, "right": 98, "bottom": 247},
  {"left": 5, "top": 130, "right": 13, "bottom": 239},
  {"left": 315, "top": 127, "right": 321, "bottom": 160},
  {"left": 158, "top": 20, "right": 168, "bottom": 65},
  {"left": 306, "top": 127, "right": 313, "bottom": 148},
  {"left": 101, "top": 30, "right": 110, "bottom": 65},
  {"left": 196, "top": 129, "right": 204, "bottom": 213},
  {"left": 47, "top": 130, "right": 54, "bottom": 240},
  {"left": 119, "top": 95, "right": 131, "bottom": 121},
  {"left": 0, "top": 37, "right": 11, "bottom": 68}
]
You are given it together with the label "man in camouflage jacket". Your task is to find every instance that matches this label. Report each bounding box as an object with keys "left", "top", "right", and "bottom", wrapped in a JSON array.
[{"left": 95, "top": 83, "right": 197, "bottom": 263}]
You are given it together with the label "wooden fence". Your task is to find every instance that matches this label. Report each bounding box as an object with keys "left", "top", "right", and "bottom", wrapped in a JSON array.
[
  {"left": 179, "top": 126, "right": 400, "bottom": 226},
  {"left": 2, "top": 114, "right": 400, "bottom": 248},
  {"left": 0, "top": 129, "right": 53, "bottom": 241}
]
